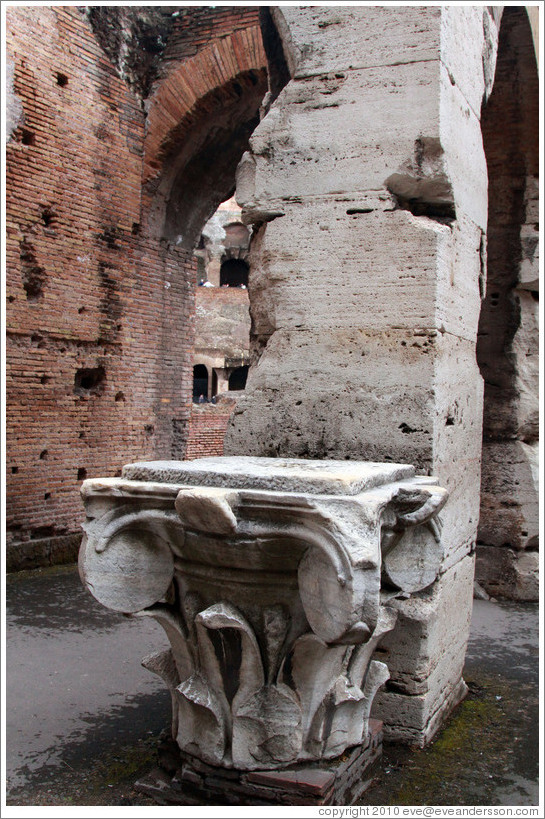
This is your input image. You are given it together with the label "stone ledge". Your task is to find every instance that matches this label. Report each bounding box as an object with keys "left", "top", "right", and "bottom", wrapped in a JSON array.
[{"left": 6, "top": 533, "right": 81, "bottom": 573}]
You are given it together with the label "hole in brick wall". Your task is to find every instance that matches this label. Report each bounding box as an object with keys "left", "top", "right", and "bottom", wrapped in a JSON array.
[
  {"left": 21, "top": 129, "right": 35, "bottom": 145},
  {"left": 78, "top": 306, "right": 86, "bottom": 314},
  {"left": 132, "top": 222, "right": 140, "bottom": 235},
  {"left": 12, "top": 467, "right": 19, "bottom": 474},
  {"left": 20, "top": 239, "right": 47, "bottom": 302},
  {"left": 39, "top": 449, "right": 48, "bottom": 460},
  {"left": 144, "top": 424, "right": 154, "bottom": 435},
  {"left": 98, "top": 226, "right": 120, "bottom": 248},
  {"left": 445, "top": 416, "right": 455, "bottom": 426},
  {"left": 489, "top": 292, "right": 500, "bottom": 306},
  {"left": 79, "top": 431, "right": 85, "bottom": 439},
  {"left": 531, "top": 291, "right": 539, "bottom": 302},
  {"left": 74, "top": 366, "right": 106, "bottom": 396},
  {"left": 115, "top": 468, "right": 122, "bottom": 477},
  {"left": 115, "top": 391, "right": 125, "bottom": 402},
  {"left": 56, "top": 72, "right": 68, "bottom": 87},
  {"left": 41, "top": 375, "right": 50, "bottom": 385},
  {"left": 8, "top": 295, "right": 15, "bottom": 302},
  {"left": 77, "top": 467, "right": 87, "bottom": 481},
  {"left": 44, "top": 492, "right": 51, "bottom": 500},
  {"left": 41, "top": 207, "right": 56, "bottom": 226}
]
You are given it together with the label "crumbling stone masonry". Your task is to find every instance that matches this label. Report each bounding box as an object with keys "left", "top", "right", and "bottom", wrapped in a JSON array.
[
  {"left": 5, "top": 4, "right": 540, "bottom": 750},
  {"left": 224, "top": 6, "right": 539, "bottom": 742}
]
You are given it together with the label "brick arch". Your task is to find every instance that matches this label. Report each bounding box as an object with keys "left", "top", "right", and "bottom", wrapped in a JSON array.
[{"left": 143, "top": 26, "right": 267, "bottom": 184}]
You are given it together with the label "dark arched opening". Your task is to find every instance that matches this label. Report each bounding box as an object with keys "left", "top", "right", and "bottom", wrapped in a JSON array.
[
  {"left": 476, "top": 7, "right": 539, "bottom": 597},
  {"left": 228, "top": 366, "right": 248, "bottom": 391},
  {"left": 193, "top": 364, "right": 209, "bottom": 402},
  {"left": 162, "top": 72, "right": 266, "bottom": 249},
  {"left": 220, "top": 258, "right": 249, "bottom": 287}
]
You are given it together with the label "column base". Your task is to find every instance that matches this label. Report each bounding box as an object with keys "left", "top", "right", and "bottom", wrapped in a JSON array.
[{"left": 135, "top": 720, "right": 383, "bottom": 806}]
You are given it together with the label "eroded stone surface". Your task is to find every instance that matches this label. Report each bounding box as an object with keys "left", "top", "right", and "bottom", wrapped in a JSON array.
[{"left": 80, "top": 456, "right": 448, "bottom": 769}]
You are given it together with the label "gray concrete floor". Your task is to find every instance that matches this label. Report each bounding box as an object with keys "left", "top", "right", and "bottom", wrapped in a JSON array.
[{"left": 3, "top": 563, "right": 542, "bottom": 809}]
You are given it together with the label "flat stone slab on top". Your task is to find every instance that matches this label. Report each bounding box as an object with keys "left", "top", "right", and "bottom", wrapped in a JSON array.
[{"left": 122, "top": 456, "right": 416, "bottom": 496}]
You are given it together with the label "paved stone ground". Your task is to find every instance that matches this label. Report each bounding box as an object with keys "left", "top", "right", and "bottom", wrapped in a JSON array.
[{"left": 4, "top": 564, "right": 541, "bottom": 810}]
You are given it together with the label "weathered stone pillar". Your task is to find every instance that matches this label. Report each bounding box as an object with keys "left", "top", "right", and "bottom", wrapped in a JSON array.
[
  {"left": 476, "top": 7, "right": 539, "bottom": 600},
  {"left": 80, "top": 456, "right": 447, "bottom": 800},
  {"left": 225, "top": 6, "right": 500, "bottom": 744}
]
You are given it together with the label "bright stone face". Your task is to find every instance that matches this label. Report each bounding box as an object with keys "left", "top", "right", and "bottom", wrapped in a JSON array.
[{"left": 80, "top": 456, "right": 447, "bottom": 770}]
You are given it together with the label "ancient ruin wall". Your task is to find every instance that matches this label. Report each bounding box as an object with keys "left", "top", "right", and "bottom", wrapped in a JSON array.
[
  {"left": 5, "top": 5, "right": 266, "bottom": 571},
  {"left": 476, "top": 7, "right": 539, "bottom": 600},
  {"left": 6, "top": 6, "right": 149, "bottom": 568},
  {"left": 224, "top": 5, "right": 503, "bottom": 744}
]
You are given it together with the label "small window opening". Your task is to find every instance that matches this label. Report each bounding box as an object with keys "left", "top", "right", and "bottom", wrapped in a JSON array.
[
  {"left": 193, "top": 364, "right": 209, "bottom": 402},
  {"left": 77, "top": 467, "right": 87, "bottom": 481},
  {"left": 56, "top": 72, "right": 68, "bottom": 87},
  {"left": 228, "top": 366, "right": 248, "bottom": 391}
]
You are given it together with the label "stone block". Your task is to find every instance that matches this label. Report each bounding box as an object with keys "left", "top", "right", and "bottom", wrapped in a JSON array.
[
  {"left": 478, "top": 440, "right": 539, "bottom": 553},
  {"left": 373, "top": 555, "right": 474, "bottom": 744},
  {"left": 440, "top": 6, "right": 499, "bottom": 116},
  {"left": 274, "top": 6, "right": 440, "bottom": 77},
  {"left": 242, "top": 61, "right": 442, "bottom": 208},
  {"left": 476, "top": 545, "right": 539, "bottom": 601}
]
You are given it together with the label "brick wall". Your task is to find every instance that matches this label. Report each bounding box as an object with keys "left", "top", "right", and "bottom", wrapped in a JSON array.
[
  {"left": 185, "top": 400, "right": 238, "bottom": 461},
  {"left": 161, "top": 6, "right": 261, "bottom": 68},
  {"left": 5, "top": 6, "right": 266, "bottom": 571}
]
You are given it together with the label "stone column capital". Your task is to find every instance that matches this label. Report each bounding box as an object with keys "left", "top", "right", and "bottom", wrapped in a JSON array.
[{"left": 80, "top": 456, "right": 447, "bottom": 769}]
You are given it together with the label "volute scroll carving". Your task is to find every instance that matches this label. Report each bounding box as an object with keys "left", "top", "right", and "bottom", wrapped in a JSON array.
[{"left": 80, "top": 456, "right": 448, "bottom": 770}]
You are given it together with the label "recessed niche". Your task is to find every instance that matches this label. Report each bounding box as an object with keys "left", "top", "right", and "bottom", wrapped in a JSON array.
[
  {"left": 12, "top": 467, "right": 18, "bottom": 474},
  {"left": 115, "top": 391, "right": 125, "bottom": 402},
  {"left": 44, "top": 492, "right": 51, "bottom": 500},
  {"left": 39, "top": 449, "right": 48, "bottom": 460},
  {"left": 77, "top": 467, "right": 87, "bottom": 481},
  {"left": 41, "top": 375, "right": 50, "bottom": 385},
  {"left": 56, "top": 72, "right": 68, "bottom": 87}
]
